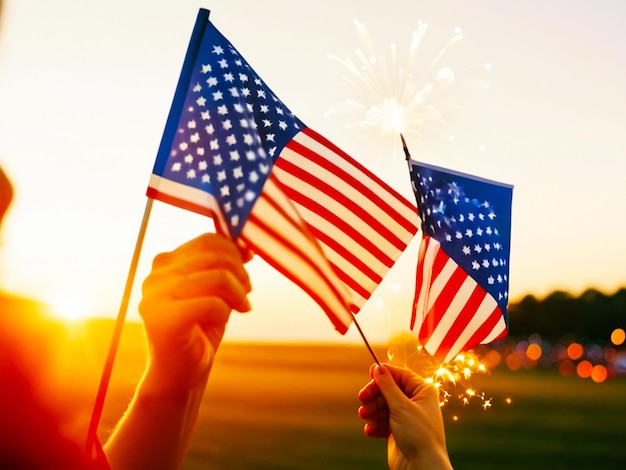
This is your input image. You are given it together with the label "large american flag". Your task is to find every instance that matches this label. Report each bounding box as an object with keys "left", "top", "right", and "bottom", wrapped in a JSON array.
[
  {"left": 408, "top": 160, "right": 513, "bottom": 363},
  {"left": 147, "top": 9, "right": 419, "bottom": 332}
]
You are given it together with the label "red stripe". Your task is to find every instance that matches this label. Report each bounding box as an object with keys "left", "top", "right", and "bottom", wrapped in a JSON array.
[
  {"left": 418, "top": 263, "right": 467, "bottom": 345},
  {"left": 301, "top": 127, "right": 418, "bottom": 218},
  {"left": 285, "top": 134, "right": 418, "bottom": 236},
  {"left": 280, "top": 183, "right": 395, "bottom": 268},
  {"left": 146, "top": 187, "right": 215, "bottom": 219},
  {"left": 433, "top": 286, "right": 488, "bottom": 362},
  {"left": 462, "top": 305, "right": 506, "bottom": 350},
  {"left": 243, "top": 189, "right": 352, "bottom": 330},
  {"left": 411, "top": 236, "right": 431, "bottom": 330},
  {"left": 276, "top": 155, "right": 406, "bottom": 253},
  {"left": 307, "top": 225, "right": 382, "bottom": 285}
]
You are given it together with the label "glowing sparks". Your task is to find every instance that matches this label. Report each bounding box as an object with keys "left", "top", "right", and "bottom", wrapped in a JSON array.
[{"left": 387, "top": 339, "right": 495, "bottom": 412}]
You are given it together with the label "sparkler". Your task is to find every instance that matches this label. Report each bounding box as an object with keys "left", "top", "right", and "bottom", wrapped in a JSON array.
[{"left": 387, "top": 337, "right": 493, "bottom": 413}]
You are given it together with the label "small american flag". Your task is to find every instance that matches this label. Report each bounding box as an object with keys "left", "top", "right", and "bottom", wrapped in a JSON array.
[
  {"left": 408, "top": 159, "right": 513, "bottom": 363},
  {"left": 147, "top": 9, "right": 419, "bottom": 332}
]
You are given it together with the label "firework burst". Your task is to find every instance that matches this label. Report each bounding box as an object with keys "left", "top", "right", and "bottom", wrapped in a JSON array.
[{"left": 327, "top": 19, "right": 492, "bottom": 156}]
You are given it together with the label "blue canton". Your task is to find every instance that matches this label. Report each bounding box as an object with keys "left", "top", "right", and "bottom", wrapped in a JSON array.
[
  {"left": 159, "top": 23, "right": 304, "bottom": 237},
  {"left": 409, "top": 161, "right": 512, "bottom": 314}
]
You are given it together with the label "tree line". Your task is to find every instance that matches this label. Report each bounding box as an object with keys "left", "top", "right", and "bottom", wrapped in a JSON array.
[{"left": 507, "top": 287, "right": 626, "bottom": 344}]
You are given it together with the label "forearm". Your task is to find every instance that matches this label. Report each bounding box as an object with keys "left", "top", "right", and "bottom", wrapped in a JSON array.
[{"left": 103, "top": 366, "right": 209, "bottom": 470}]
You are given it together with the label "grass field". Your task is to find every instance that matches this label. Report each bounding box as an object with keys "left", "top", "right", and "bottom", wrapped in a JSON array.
[{"left": 75, "top": 324, "right": 625, "bottom": 470}]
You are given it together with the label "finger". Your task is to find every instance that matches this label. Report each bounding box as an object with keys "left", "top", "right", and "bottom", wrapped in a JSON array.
[
  {"left": 357, "top": 378, "right": 380, "bottom": 403},
  {"left": 357, "top": 396, "right": 389, "bottom": 420},
  {"left": 174, "top": 270, "right": 251, "bottom": 312},
  {"left": 381, "top": 363, "right": 434, "bottom": 399},
  {"left": 152, "top": 245, "right": 251, "bottom": 293},
  {"left": 364, "top": 421, "right": 389, "bottom": 439}
]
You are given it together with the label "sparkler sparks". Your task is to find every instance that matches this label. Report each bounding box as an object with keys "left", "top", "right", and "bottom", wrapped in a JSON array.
[
  {"left": 387, "top": 337, "right": 494, "bottom": 414},
  {"left": 326, "top": 19, "right": 492, "bottom": 157}
]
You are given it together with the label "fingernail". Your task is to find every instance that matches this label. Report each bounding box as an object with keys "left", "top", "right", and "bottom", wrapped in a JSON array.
[{"left": 374, "top": 364, "right": 387, "bottom": 375}]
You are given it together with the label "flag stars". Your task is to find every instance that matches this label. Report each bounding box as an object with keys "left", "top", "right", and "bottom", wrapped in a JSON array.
[
  {"left": 193, "top": 83, "right": 202, "bottom": 92},
  {"left": 186, "top": 169, "right": 196, "bottom": 179},
  {"left": 224, "top": 73, "right": 234, "bottom": 83},
  {"left": 218, "top": 58, "right": 228, "bottom": 68},
  {"left": 462, "top": 246, "right": 471, "bottom": 255},
  {"left": 201, "top": 64, "right": 212, "bottom": 73},
  {"left": 220, "top": 185, "right": 229, "bottom": 197},
  {"left": 212, "top": 91, "right": 224, "bottom": 101},
  {"left": 213, "top": 155, "right": 223, "bottom": 166},
  {"left": 233, "top": 167, "right": 243, "bottom": 179},
  {"left": 212, "top": 45, "right": 224, "bottom": 55},
  {"left": 217, "top": 170, "right": 227, "bottom": 182},
  {"left": 222, "top": 120, "right": 232, "bottom": 130},
  {"left": 190, "top": 133, "right": 200, "bottom": 143},
  {"left": 206, "top": 76, "right": 218, "bottom": 87}
]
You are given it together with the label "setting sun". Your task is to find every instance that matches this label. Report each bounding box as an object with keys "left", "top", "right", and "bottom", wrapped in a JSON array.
[{"left": 46, "top": 293, "right": 96, "bottom": 322}]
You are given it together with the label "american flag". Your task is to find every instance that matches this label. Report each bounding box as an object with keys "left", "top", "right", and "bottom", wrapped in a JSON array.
[
  {"left": 147, "top": 9, "right": 419, "bottom": 332},
  {"left": 408, "top": 159, "right": 513, "bottom": 363}
]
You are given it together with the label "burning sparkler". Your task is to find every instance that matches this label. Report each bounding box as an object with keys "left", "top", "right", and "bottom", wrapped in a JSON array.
[{"left": 387, "top": 336, "right": 494, "bottom": 413}]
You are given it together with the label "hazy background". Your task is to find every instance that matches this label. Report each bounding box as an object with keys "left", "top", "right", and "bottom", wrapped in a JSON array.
[{"left": 1, "top": 0, "right": 625, "bottom": 344}]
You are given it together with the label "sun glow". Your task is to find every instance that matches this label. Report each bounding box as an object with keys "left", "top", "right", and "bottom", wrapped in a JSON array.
[{"left": 46, "top": 292, "right": 96, "bottom": 322}]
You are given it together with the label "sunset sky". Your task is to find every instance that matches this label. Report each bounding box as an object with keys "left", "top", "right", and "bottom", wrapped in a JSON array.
[{"left": 0, "top": 0, "right": 624, "bottom": 344}]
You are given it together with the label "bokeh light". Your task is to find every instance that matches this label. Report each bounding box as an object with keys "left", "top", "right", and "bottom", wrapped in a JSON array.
[
  {"left": 526, "top": 343, "right": 542, "bottom": 361},
  {"left": 591, "top": 365, "right": 608, "bottom": 383},
  {"left": 576, "top": 360, "right": 593, "bottom": 379},
  {"left": 567, "top": 343, "right": 584, "bottom": 360},
  {"left": 611, "top": 328, "right": 625, "bottom": 346}
]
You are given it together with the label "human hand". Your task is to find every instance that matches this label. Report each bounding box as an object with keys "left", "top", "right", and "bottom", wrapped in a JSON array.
[
  {"left": 358, "top": 363, "right": 453, "bottom": 470},
  {"left": 138, "top": 233, "right": 252, "bottom": 394}
]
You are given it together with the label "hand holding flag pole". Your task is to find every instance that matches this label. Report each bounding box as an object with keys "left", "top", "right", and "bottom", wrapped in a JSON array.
[{"left": 86, "top": 8, "right": 418, "bottom": 455}]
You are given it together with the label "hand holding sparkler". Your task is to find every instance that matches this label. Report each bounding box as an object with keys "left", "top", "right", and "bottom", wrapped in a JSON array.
[{"left": 358, "top": 363, "right": 453, "bottom": 470}]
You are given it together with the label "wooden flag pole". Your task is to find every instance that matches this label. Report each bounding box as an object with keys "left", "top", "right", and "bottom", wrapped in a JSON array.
[
  {"left": 84, "top": 197, "right": 154, "bottom": 457},
  {"left": 351, "top": 313, "right": 380, "bottom": 365}
]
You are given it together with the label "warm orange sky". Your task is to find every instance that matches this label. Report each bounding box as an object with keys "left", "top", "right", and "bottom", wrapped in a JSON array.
[{"left": 0, "top": 0, "right": 625, "bottom": 344}]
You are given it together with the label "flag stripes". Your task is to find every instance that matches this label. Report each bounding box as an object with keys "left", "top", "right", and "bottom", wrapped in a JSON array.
[
  {"left": 412, "top": 236, "right": 507, "bottom": 363},
  {"left": 241, "top": 173, "right": 354, "bottom": 332},
  {"left": 274, "top": 128, "right": 419, "bottom": 309}
]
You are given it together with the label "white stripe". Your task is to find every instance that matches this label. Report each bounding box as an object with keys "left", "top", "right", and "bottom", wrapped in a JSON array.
[
  {"left": 426, "top": 256, "right": 458, "bottom": 313},
  {"left": 425, "top": 275, "right": 477, "bottom": 354},
  {"left": 412, "top": 237, "right": 438, "bottom": 331},
  {"left": 293, "top": 131, "right": 418, "bottom": 225},
  {"left": 148, "top": 174, "right": 219, "bottom": 212},
  {"left": 480, "top": 316, "right": 507, "bottom": 345},
  {"left": 441, "top": 293, "right": 498, "bottom": 363},
  {"left": 242, "top": 176, "right": 354, "bottom": 329}
]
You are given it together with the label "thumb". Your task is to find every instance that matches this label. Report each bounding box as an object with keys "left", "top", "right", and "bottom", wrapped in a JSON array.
[{"left": 373, "top": 364, "right": 408, "bottom": 407}]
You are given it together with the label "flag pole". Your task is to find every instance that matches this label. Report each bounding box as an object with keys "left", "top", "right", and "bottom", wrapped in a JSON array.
[
  {"left": 400, "top": 133, "right": 411, "bottom": 161},
  {"left": 84, "top": 197, "right": 154, "bottom": 457},
  {"left": 351, "top": 313, "right": 380, "bottom": 365}
]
